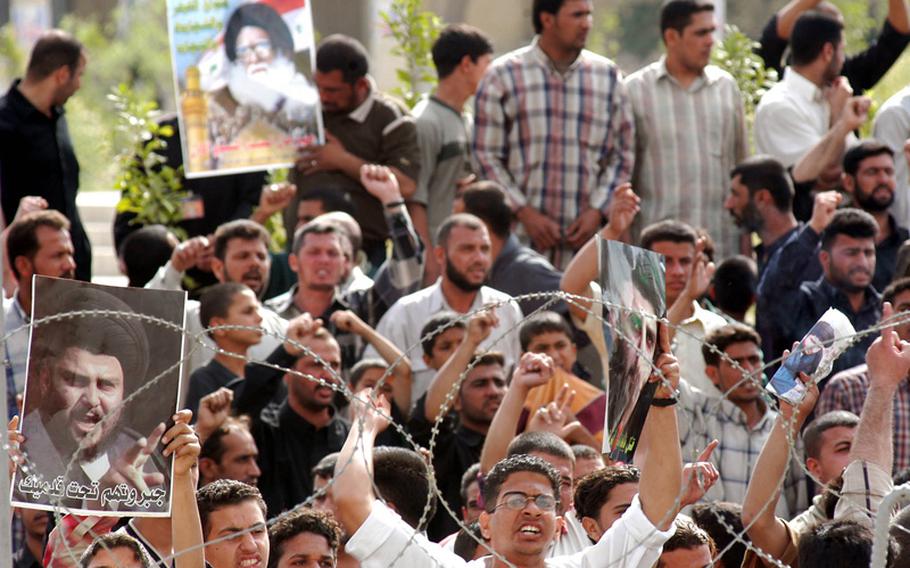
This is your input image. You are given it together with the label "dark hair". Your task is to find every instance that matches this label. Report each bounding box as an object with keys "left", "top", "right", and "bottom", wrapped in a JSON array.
[
  {"left": 460, "top": 181, "right": 512, "bottom": 239},
  {"left": 460, "top": 462, "right": 481, "bottom": 503},
  {"left": 299, "top": 186, "right": 356, "bottom": 218},
  {"left": 26, "top": 29, "right": 83, "bottom": 81},
  {"left": 483, "top": 455, "right": 561, "bottom": 512},
  {"left": 453, "top": 522, "right": 486, "bottom": 561},
  {"left": 690, "top": 502, "right": 747, "bottom": 568},
  {"left": 292, "top": 219, "right": 345, "bottom": 255},
  {"left": 223, "top": 3, "right": 294, "bottom": 63},
  {"left": 731, "top": 155, "right": 794, "bottom": 212},
  {"left": 420, "top": 311, "right": 466, "bottom": 357},
  {"left": 640, "top": 220, "right": 697, "bottom": 250},
  {"left": 507, "top": 431, "right": 574, "bottom": 464},
  {"left": 80, "top": 533, "right": 152, "bottom": 568},
  {"left": 894, "top": 467, "right": 910, "bottom": 486},
  {"left": 519, "top": 311, "right": 574, "bottom": 352},
  {"left": 200, "top": 282, "right": 253, "bottom": 339},
  {"left": 571, "top": 444, "right": 601, "bottom": 462},
  {"left": 318, "top": 211, "right": 360, "bottom": 257},
  {"left": 820, "top": 208, "right": 878, "bottom": 251},
  {"left": 373, "top": 447, "right": 437, "bottom": 530},
  {"left": 790, "top": 11, "right": 844, "bottom": 67},
  {"left": 798, "top": 519, "right": 895, "bottom": 568},
  {"left": 119, "top": 225, "right": 176, "bottom": 288},
  {"left": 197, "top": 479, "right": 267, "bottom": 537},
  {"left": 200, "top": 415, "right": 253, "bottom": 465},
  {"left": 660, "top": 0, "right": 715, "bottom": 36},
  {"left": 468, "top": 352, "right": 506, "bottom": 373},
  {"left": 7, "top": 209, "right": 70, "bottom": 280},
  {"left": 712, "top": 255, "right": 758, "bottom": 316},
  {"left": 436, "top": 213, "right": 487, "bottom": 250},
  {"left": 532, "top": 0, "right": 567, "bottom": 34},
  {"left": 843, "top": 139, "right": 895, "bottom": 177},
  {"left": 890, "top": 505, "right": 910, "bottom": 566},
  {"left": 213, "top": 220, "right": 270, "bottom": 262},
  {"left": 802, "top": 410, "right": 859, "bottom": 460},
  {"left": 884, "top": 277, "right": 910, "bottom": 306},
  {"left": 432, "top": 24, "right": 493, "bottom": 79},
  {"left": 312, "top": 452, "right": 338, "bottom": 480},
  {"left": 573, "top": 465, "right": 640, "bottom": 522},
  {"left": 702, "top": 323, "right": 761, "bottom": 367},
  {"left": 268, "top": 508, "right": 342, "bottom": 568},
  {"left": 349, "top": 358, "right": 388, "bottom": 389},
  {"left": 662, "top": 517, "right": 716, "bottom": 556},
  {"left": 316, "top": 34, "right": 369, "bottom": 84}
]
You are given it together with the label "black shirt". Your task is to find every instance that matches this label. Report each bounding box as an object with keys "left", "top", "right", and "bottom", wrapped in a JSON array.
[
  {"left": 408, "top": 395, "right": 485, "bottom": 541},
  {"left": 185, "top": 358, "right": 240, "bottom": 418},
  {"left": 13, "top": 545, "right": 40, "bottom": 568},
  {"left": 0, "top": 80, "right": 91, "bottom": 280}
]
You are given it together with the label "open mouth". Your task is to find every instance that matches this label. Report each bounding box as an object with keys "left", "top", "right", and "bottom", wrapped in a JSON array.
[{"left": 518, "top": 524, "right": 542, "bottom": 536}]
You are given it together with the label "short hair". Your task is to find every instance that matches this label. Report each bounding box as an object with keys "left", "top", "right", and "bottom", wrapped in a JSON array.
[
  {"left": 268, "top": 508, "right": 342, "bottom": 568},
  {"left": 890, "top": 505, "right": 910, "bottom": 566},
  {"left": 519, "top": 311, "right": 573, "bottom": 352},
  {"left": 200, "top": 415, "right": 253, "bottom": 465},
  {"left": 373, "top": 446, "right": 437, "bottom": 530},
  {"left": 299, "top": 186, "right": 356, "bottom": 217},
  {"left": 26, "top": 30, "right": 83, "bottom": 81},
  {"left": 316, "top": 34, "right": 369, "bottom": 84},
  {"left": 843, "top": 139, "right": 895, "bottom": 177},
  {"left": 662, "top": 517, "right": 716, "bottom": 556},
  {"left": 731, "top": 155, "right": 794, "bottom": 212},
  {"left": 660, "top": 1, "right": 715, "bottom": 36},
  {"left": 690, "top": 502, "right": 747, "bottom": 568},
  {"left": 468, "top": 352, "right": 506, "bottom": 374},
  {"left": 640, "top": 220, "right": 697, "bottom": 250},
  {"left": 507, "top": 431, "right": 574, "bottom": 464},
  {"left": 349, "top": 358, "right": 388, "bottom": 389},
  {"left": 532, "top": 0, "right": 567, "bottom": 34},
  {"left": 483, "top": 455, "right": 561, "bottom": 512},
  {"left": 571, "top": 444, "right": 601, "bottom": 462},
  {"left": 460, "top": 181, "right": 512, "bottom": 239},
  {"left": 312, "top": 452, "right": 338, "bottom": 480},
  {"left": 119, "top": 225, "right": 175, "bottom": 288},
  {"left": 883, "top": 276, "right": 910, "bottom": 306},
  {"left": 712, "top": 255, "right": 758, "bottom": 316},
  {"left": 200, "top": 282, "right": 253, "bottom": 337},
  {"left": 436, "top": 213, "right": 487, "bottom": 250},
  {"left": 319, "top": 211, "right": 361, "bottom": 256},
  {"left": 702, "top": 323, "right": 761, "bottom": 367},
  {"left": 798, "top": 519, "right": 895, "bottom": 568},
  {"left": 292, "top": 219, "right": 345, "bottom": 255},
  {"left": 213, "top": 220, "right": 270, "bottom": 262},
  {"left": 453, "top": 522, "right": 486, "bottom": 561},
  {"left": 6, "top": 209, "right": 70, "bottom": 280},
  {"left": 791, "top": 11, "right": 844, "bottom": 67},
  {"left": 460, "top": 462, "right": 482, "bottom": 503},
  {"left": 80, "top": 533, "right": 152, "bottom": 568},
  {"left": 820, "top": 208, "right": 878, "bottom": 251},
  {"left": 432, "top": 24, "right": 493, "bottom": 79},
  {"left": 197, "top": 479, "right": 267, "bottom": 537},
  {"left": 420, "top": 311, "right": 466, "bottom": 357},
  {"left": 573, "top": 465, "right": 640, "bottom": 521},
  {"left": 802, "top": 410, "right": 859, "bottom": 460},
  {"left": 223, "top": 2, "right": 294, "bottom": 63}
]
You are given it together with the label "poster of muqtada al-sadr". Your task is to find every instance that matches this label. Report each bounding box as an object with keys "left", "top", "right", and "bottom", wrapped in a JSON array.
[{"left": 167, "top": 0, "right": 323, "bottom": 177}]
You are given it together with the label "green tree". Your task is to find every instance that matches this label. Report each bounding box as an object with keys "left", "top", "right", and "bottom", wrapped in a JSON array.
[
  {"left": 380, "top": 0, "right": 443, "bottom": 108},
  {"left": 711, "top": 25, "right": 778, "bottom": 131}
]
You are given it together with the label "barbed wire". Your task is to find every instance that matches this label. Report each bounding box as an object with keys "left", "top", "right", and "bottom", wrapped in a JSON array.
[{"left": 5, "top": 291, "right": 910, "bottom": 567}]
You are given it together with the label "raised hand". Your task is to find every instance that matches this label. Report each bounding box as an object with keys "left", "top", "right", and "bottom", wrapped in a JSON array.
[
  {"left": 527, "top": 383, "right": 582, "bottom": 440},
  {"left": 512, "top": 352, "right": 555, "bottom": 391},
  {"left": 350, "top": 388, "right": 392, "bottom": 435},
  {"left": 100, "top": 422, "right": 167, "bottom": 495},
  {"left": 867, "top": 302, "right": 910, "bottom": 390},
  {"left": 257, "top": 182, "right": 297, "bottom": 219},
  {"left": 680, "top": 439, "right": 720, "bottom": 507},
  {"left": 604, "top": 183, "right": 640, "bottom": 239},
  {"left": 284, "top": 313, "right": 323, "bottom": 356},
  {"left": 465, "top": 309, "right": 499, "bottom": 348},
  {"left": 681, "top": 238, "right": 715, "bottom": 302},
  {"left": 170, "top": 235, "right": 210, "bottom": 273},
  {"left": 360, "top": 164, "right": 403, "bottom": 205},
  {"left": 808, "top": 190, "right": 843, "bottom": 235},
  {"left": 651, "top": 324, "right": 680, "bottom": 397},
  {"left": 161, "top": 410, "right": 200, "bottom": 477},
  {"left": 195, "top": 387, "right": 233, "bottom": 444},
  {"left": 330, "top": 309, "right": 367, "bottom": 336}
]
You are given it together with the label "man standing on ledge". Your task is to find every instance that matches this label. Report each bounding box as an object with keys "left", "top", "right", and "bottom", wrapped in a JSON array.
[{"left": 0, "top": 30, "right": 92, "bottom": 280}]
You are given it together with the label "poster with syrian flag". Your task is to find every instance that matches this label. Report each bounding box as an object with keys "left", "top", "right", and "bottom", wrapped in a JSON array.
[{"left": 167, "top": 0, "right": 323, "bottom": 177}]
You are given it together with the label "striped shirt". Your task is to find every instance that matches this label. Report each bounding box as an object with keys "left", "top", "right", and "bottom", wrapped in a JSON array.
[
  {"left": 624, "top": 58, "right": 748, "bottom": 259},
  {"left": 473, "top": 37, "right": 634, "bottom": 269}
]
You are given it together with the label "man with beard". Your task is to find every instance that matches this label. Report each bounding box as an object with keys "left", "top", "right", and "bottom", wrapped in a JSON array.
[
  {"left": 206, "top": 2, "right": 318, "bottom": 168},
  {"left": 369, "top": 213, "right": 523, "bottom": 403},
  {"left": 761, "top": 207, "right": 881, "bottom": 375},
  {"left": 290, "top": 34, "right": 420, "bottom": 269}
]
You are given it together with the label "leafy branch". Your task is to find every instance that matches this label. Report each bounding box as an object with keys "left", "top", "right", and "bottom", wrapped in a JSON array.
[{"left": 380, "top": 0, "right": 443, "bottom": 108}]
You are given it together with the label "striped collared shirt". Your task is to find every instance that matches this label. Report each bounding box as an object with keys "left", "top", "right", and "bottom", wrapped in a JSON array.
[
  {"left": 473, "top": 37, "right": 634, "bottom": 269},
  {"left": 625, "top": 57, "right": 748, "bottom": 259}
]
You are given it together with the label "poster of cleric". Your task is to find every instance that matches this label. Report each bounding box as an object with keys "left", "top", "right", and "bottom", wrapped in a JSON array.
[
  {"left": 167, "top": 0, "right": 322, "bottom": 177},
  {"left": 11, "top": 277, "right": 187, "bottom": 517}
]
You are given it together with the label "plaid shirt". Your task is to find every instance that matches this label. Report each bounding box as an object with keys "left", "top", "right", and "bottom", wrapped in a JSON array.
[
  {"left": 678, "top": 380, "right": 807, "bottom": 519},
  {"left": 472, "top": 37, "right": 634, "bottom": 269},
  {"left": 816, "top": 363, "right": 910, "bottom": 472}
]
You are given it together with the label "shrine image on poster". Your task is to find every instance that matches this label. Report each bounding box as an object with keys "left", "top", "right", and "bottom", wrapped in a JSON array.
[
  {"left": 11, "top": 277, "right": 187, "bottom": 517},
  {"left": 167, "top": 0, "right": 322, "bottom": 177}
]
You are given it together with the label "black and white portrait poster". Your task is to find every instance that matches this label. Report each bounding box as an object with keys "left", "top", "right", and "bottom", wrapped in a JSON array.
[{"left": 11, "top": 277, "right": 187, "bottom": 517}]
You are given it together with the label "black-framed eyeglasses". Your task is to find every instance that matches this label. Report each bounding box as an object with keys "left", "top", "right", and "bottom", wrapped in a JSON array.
[{"left": 493, "top": 491, "right": 557, "bottom": 512}]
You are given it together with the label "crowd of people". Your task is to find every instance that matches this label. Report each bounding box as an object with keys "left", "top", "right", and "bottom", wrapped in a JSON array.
[{"left": 6, "top": 0, "right": 910, "bottom": 566}]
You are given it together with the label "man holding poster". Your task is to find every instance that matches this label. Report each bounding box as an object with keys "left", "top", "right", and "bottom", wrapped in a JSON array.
[
  {"left": 167, "top": 0, "right": 322, "bottom": 176},
  {"left": 11, "top": 278, "right": 186, "bottom": 516}
]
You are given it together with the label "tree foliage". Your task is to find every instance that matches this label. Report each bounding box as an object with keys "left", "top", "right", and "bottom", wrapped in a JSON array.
[
  {"left": 711, "top": 25, "right": 779, "bottom": 128},
  {"left": 380, "top": 0, "right": 443, "bottom": 108}
]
